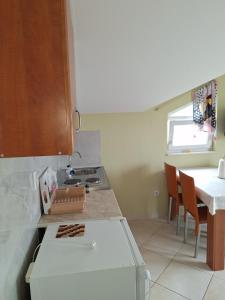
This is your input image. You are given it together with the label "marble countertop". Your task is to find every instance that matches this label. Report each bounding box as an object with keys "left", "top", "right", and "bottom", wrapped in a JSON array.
[{"left": 38, "top": 189, "right": 122, "bottom": 228}]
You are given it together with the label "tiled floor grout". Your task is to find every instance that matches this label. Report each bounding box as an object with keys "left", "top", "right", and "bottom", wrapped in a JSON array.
[
  {"left": 158, "top": 227, "right": 212, "bottom": 274},
  {"left": 202, "top": 274, "right": 214, "bottom": 299},
  {"left": 129, "top": 219, "right": 221, "bottom": 300},
  {"left": 152, "top": 240, "right": 189, "bottom": 298},
  {"left": 155, "top": 282, "right": 191, "bottom": 300}
]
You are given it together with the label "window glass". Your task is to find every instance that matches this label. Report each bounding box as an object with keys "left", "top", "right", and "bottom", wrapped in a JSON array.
[
  {"left": 172, "top": 124, "right": 208, "bottom": 146},
  {"left": 167, "top": 103, "right": 214, "bottom": 154}
]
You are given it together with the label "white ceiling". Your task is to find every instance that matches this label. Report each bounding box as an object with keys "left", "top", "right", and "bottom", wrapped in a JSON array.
[{"left": 70, "top": 0, "right": 225, "bottom": 114}]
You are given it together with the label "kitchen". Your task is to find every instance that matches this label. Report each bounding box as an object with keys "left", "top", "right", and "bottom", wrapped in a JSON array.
[{"left": 1, "top": 1, "right": 225, "bottom": 300}]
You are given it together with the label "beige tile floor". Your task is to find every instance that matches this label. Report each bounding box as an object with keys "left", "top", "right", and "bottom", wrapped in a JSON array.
[{"left": 128, "top": 219, "right": 225, "bottom": 300}]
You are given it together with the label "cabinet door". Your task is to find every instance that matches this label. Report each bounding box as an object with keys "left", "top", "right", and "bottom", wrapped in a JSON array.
[{"left": 0, "top": 0, "right": 75, "bottom": 157}]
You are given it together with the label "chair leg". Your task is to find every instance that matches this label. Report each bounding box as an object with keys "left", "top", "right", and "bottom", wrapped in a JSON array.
[
  {"left": 176, "top": 206, "right": 181, "bottom": 235},
  {"left": 184, "top": 212, "right": 189, "bottom": 244},
  {"left": 168, "top": 196, "right": 172, "bottom": 224},
  {"left": 194, "top": 226, "right": 201, "bottom": 258}
]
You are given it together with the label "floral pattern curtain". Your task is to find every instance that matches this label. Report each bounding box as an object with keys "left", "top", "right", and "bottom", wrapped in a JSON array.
[{"left": 192, "top": 80, "right": 217, "bottom": 132}]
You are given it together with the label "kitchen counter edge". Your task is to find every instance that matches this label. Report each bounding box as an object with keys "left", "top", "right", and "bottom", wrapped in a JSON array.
[{"left": 38, "top": 189, "right": 122, "bottom": 228}]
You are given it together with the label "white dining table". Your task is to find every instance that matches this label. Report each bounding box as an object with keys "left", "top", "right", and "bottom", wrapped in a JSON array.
[
  {"left": 180, "top": 167, "right": 225, "bottom": 215},
  {"left": 178, "top": 167, "right": 225, "bottom": 271}
]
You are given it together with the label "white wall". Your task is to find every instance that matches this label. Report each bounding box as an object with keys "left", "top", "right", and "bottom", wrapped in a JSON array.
[{"left": 71, "top": 0, "right": 225, "bottom": 113}]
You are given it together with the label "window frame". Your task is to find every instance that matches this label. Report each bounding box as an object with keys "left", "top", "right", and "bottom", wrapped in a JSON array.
[{"left": 167, "top": 111, "right": 214, "bottom": 154}]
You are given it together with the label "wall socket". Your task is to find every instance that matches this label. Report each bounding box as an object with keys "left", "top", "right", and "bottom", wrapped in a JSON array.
[{"left": 153, "top": 190, "right": 160, "bottom": 197}]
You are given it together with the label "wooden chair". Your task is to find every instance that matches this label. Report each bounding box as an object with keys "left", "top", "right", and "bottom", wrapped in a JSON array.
[
  {"left": 164, "top": 163, "right": 183, "bottom": 235},
  {"left": 179, "top": 171, "right": 207, "bottom": 258}
]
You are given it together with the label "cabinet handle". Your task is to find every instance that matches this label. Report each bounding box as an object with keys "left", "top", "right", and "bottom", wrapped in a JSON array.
[{"left": 76, "top": 109, "right": 81, "bottom": 132}]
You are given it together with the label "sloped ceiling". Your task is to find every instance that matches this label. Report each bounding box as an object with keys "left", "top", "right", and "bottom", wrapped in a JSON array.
[{"left": 70, "top": 0, "right": 225, "bottom": 113}]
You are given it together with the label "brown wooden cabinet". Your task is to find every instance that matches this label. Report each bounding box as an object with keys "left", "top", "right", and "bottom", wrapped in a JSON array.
[{"left": 0, "top": 0, "right": 76, "bottom": 157}]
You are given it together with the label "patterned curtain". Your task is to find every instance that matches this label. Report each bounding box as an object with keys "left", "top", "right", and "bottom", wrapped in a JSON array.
[{"left": 192, "top": 80, "right": 217, "bottom": 132}]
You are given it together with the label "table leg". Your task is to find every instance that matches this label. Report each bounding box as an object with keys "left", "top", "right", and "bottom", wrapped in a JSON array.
[{"left": 207, "top": 210, "right": 225, "bottom": 271}]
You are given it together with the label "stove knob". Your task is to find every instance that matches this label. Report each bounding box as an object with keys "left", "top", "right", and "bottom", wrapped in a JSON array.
[
  {"left": 66, "top": 165, "right": 73, "bottom": 176},
  {"left": 70, "top": 169, "right": 75, "bottom": 176}
]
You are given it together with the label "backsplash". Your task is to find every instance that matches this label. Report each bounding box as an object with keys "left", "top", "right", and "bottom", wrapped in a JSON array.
[
  {"left": 0, "top": 155, "right": 68, "bottom": 300},
  {"left": 69, "top": 130, "right": 101, "bottom": 167}
]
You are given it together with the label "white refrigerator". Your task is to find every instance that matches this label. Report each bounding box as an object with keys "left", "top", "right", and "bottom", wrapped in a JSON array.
[{"left": 30, "top": 218, "right": 151, "bottom": 300}]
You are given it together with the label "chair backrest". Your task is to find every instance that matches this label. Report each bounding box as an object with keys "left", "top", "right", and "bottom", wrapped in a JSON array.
[
  {"left": 179, "top": 171, "right": 199, "bottom": 220},
  {"left": 164, "top": 163, "right": 179, "bottom": 201}
]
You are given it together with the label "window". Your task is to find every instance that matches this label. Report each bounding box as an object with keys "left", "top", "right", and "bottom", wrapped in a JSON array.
[{"left": 167, "top": 103, "right": 214, "bottom": 154}]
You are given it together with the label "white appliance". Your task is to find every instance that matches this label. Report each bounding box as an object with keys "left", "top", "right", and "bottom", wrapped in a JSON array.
[{"left": 29, "top": 218, "right": 151, "bottom": 300}]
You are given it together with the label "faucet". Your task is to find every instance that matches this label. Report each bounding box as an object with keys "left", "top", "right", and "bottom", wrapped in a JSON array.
[
  {"left": 74, "top": 151, "right": 82, "bottom": 159},
  {"left": 68, "top": 151, "right": 82, "bottom": 166}
]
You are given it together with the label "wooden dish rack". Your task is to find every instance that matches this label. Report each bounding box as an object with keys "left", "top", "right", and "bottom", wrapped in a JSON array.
[{"left": 50, "top": 187, "right": 86, "bottom": 215}]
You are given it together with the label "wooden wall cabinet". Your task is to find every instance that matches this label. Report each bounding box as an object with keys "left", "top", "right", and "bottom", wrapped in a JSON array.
[{"left": 0, "top": 0, "right": 76, "bottom": 157}]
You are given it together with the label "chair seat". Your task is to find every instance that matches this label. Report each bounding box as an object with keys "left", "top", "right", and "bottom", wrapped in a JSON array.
[
  {"left": 178, "top": 193, "right": 204, "bottom": 207},
  {"left": 178, "top": 193, "right": 203, "bottom": 205},
  {"left": 168, "top": 192, "right": 183, "bottom": 205},
  {"left": 198, "top": 206, "right": 208, "bottom": 223},
  {"left": 197, "top": 197, "right": 204, "bottom": 204},
  {"left": 178, "top": 192, "right": 183, "bottom": 205},
  {"left": 186, "top": 206, "right": 208, "bottom": 223}
]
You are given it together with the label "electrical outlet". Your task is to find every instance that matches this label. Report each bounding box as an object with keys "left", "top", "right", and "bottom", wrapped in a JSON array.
[{"left": 153, "top": 190, "right": 160, "bottom": 197}]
